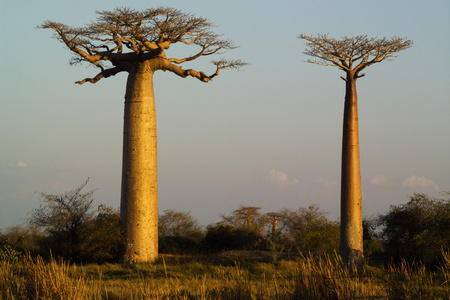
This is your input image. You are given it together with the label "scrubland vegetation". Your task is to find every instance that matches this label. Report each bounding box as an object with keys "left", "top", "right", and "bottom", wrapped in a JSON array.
[{"left": 1, "top": 184, "right": 449, "bottom": 299}]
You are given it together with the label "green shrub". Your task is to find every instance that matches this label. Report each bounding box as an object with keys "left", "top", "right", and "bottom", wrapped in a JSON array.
[
  {"left": 203, "top": 224, "right": 266, "bottom": 252},
  {"left": 379, "top": 193, "right": 450, "bottom": 266}
]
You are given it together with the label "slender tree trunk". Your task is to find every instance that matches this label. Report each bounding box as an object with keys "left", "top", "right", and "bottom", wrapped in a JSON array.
[
  {"left": 120, "top": 61, "right": 158, "bottom": 263},
  {"left": 340, "top": 72, "right": 364, "bottom": 270},
  {"left": 272, "top": 218, "right": 278, "bottom": 241}
]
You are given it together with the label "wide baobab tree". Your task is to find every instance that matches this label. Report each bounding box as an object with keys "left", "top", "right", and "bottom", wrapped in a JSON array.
[
  {"left": 299, "top": 34, "right": 412, "bottom": 269},
  {"left": 41, "top": 7, "right": 246, "bottom": 263}
]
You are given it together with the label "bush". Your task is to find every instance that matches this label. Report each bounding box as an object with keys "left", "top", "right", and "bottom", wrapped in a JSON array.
[
  {"left": 202, "top": 224, "right": 266, "bottom": 252},
  {"left": 379, "top": 192, "right": 450, "bottom": 266},
  {"left": 78, "top": 205, "right": 124, "bottom": 263},
  {"left": 159, "top": 236, "right": 200, "bottom": 254},
  {"left": 158, "top": 210, "right": 204, "bottom": 254}
]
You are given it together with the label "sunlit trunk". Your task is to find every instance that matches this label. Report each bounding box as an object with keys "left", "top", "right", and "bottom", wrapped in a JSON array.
[
  {"left": 340, "top": 72, "right": 364, "bottom": 269},
  {"left": 120, "top": 61, "right": 158, "bottom": 263}
]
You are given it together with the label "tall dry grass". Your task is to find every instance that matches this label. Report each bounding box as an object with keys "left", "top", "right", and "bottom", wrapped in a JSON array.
[
  {"left": 0, "top": 254, "right": 100, "bottom": 299},
  {"left": 1, "top": 251, "right": 449, "bottom": 299}
]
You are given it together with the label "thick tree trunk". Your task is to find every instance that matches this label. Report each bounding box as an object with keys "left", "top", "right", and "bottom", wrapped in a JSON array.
[
  {"left": 120, "top": 61, "right": 158, "bottom": 263},
  {"left": 340, "top": 73, "right": 364, "bottom": 270}
]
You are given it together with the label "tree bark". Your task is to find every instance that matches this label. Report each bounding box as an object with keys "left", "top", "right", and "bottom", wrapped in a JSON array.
[
  {"left": 340, "top": 72, "right": 364, "bottom": 270},
  {"left": 120, "top": 60, "right": 158, "bottom": 263}
]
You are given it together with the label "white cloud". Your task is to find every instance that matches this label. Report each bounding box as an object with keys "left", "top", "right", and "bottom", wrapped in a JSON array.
[
  {"left": 264, "top": 169, "right": 299, "bottom": 187},
  {"left": 401, "top": 175, "right": 439, "bottom": 190},
  {"left": 16, "top": 161, "right": 27, "bottom": 167},
  {"left": 318, "top": 177, "right": 338, "bottom": 189},
  {"left": 371, "top": 175, "right": 388, "bottom": 185}
]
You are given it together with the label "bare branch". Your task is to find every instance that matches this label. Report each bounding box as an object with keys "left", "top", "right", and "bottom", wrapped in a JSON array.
[
  {"left": 41, "top": 7, "right": 246, "bottom": 83},
  {"left": 164, "top": 59, "right": 248, "bottom": 82},
  {"left": 75, "top": 65, "right": 128, "bottom": 84},
  {"left": 299, "top": 34, "right": 412, "bottom": 79}
]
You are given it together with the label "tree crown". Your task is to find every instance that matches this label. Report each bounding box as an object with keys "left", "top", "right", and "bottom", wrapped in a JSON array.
[
  {"left": 28, "top": 178, "right": 94, "bottom": 234},
  {"left": 40, "top": 7, "right": 247, "bottom": 84},
  {"left": 299, "top": 34, "right": 412, "bottom": 80}
]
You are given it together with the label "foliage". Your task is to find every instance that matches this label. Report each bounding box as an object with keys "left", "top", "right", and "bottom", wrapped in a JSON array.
[
  {"left": 277, "top": 205, "right": 340, "bottom": 254},
  {"left": 28, "top": 178, "right": 94, "bottom": 260},
  {"left": 203, "top": 224, "right": 266, "bottom": 252},
  {"left": 158, "top": 210, "right": 204, "bottom": 254},
  {"left": 201, "top": 206, "right": 269, "bottom": 252},
  {"left": 79, "top": 205, "right": 124, "bottom": 263},
  {"left": 363, "top": 217, "right": 384, "bottom": 257},
  {"left": 26, "top": 179, "right": 124, "bottom": 263},
  {"left": 0, "top": 225, "right": 43, "bottom": 257},
  {"left": 0, "top": 243, "right": 21, "bottom": 263},
  {"left": 159, "top": 210, "right": 204, "bottom": 241},
  {"left": 220, "top": 205, "right": 268, "bottom": 234},
  {"left": 379, "top": 192, "right": 450, "bottom": 266}
]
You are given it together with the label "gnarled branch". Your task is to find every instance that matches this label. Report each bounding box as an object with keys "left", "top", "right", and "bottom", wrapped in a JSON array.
[
  {"left": 76, "top": 65, "right": 129, "bottom": 84},
  {"left": 164, "top": 59, "right": 248, "bottom": 82},
  {"left": 41, "top": 7, "right": 246, "bottom": 84}
]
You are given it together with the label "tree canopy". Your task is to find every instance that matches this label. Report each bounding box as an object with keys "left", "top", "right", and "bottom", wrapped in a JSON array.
[
  {"left": 40, "top": 7, "right": 247, "bottom": 84},
  {"left": 299, "top": 34, "right": 412, "bottom": 80}
]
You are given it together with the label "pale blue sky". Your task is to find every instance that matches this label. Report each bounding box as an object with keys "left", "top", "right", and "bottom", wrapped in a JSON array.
[{"left": 1, "top": 0, "right": 449, "bottom": 229}]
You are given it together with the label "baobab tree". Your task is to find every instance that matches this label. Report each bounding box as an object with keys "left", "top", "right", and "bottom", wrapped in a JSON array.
[
  {"left": 221, "top": 205, "right": 265, "bottom": 232},
  {"left": 267, "top": 212, "right": 282, "bottom": 241},
  {"left": 41, "top": 7, "right": 246, "bottom": 263},
  {"left": 299, "top": 34, "right": 412, "bottom": 269}
]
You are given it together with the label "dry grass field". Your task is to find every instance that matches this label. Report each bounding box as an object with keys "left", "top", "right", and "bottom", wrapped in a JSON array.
[{"left": 1, "top": 250, "right": 449, "bottom": 299}]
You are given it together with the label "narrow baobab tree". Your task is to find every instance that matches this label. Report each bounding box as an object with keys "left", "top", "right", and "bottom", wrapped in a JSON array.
[
  {"left": 299, "top": 34, "right": 412, "bottom": 269},
  {"left": 41, "top": 7, "right": 246, "bottom": 263},
  {"left": 267, "top": 212, "right": 282, "bottom": 241}
]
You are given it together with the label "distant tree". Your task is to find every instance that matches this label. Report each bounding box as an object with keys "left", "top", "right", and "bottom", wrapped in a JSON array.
[
  {"left": 221, "top": 205, "right": 268, "bottom": 234},
  {"left": 159, "top": 210, "right": 203, "bottom": 241},
  {"left": 278, "top": 205, "right": 339, "bottom": 254},
  {"left": 40, "top": 7, "right": 247, "bottom": 263},
  {"left": 379, "top": 192, "right": 450, "bottom": 266},
  {"left": 267, "top": 212, "right": 283, "bottom": 242},
  {"left": 79, "top": 205, "right": 124, "bottom": 263},
  {"left": 158, "top": 210, "right": 204, "bottom": 254},
  {"left": 203, "top": 205, "right": 269, "bottom": 252},
  {"left": 28, "top": 179, "right": 94, "bottom": 260},
  {"left": 299, "top": 34, "right": 412, "bottom": 269}
]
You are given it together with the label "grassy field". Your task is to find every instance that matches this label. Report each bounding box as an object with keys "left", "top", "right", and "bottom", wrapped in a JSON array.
[{"left": 1, "top": 250, "right": 449, "bottom": 299}]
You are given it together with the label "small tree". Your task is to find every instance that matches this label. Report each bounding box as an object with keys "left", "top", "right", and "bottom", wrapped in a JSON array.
[
  {"left": 299, "top": 34, "right": 412, "bottom": 269},
  {"left": 41, "top": 7, "right": 246, "bottom": 263},
  {"left": 28, "top": 179, "right": 94, "bottom": 260}
]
